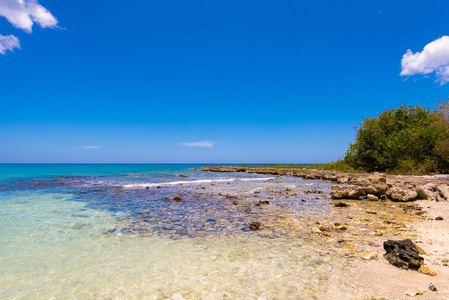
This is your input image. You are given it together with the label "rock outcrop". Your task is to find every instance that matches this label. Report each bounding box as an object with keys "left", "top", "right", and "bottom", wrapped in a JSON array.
[{"left": 198, "top": 166, "right": 449, "bottom": 202}]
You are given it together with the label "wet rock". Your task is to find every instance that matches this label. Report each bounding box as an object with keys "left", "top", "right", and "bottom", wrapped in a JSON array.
[
  {"left": 225, "top": 194, "right": 238, "bottom": 199},
  {"left": 383, "top": 239, "right": 424, "bottom": 270},
  {"left": 172, "top": 196, "right": 183, "bottom": 201},
  {"left": 360, "top": 250, "right": 378, "bottom": 260},
  {"left": 255, "top": 200, "right": 270, "bottom": 206},
  {"left": 331, "top": 185, "right": 366, "bottom": 199},
  {"left": 301, "top": 199, "right": 306, "bottom": 202},
  {"left": 387, "top": 187, "right": 418, "bottom": 202},
  {"left": 335, "top": 202, "right": 349, "bottom": 207},
  {"left": 249, "top": 222, "right": 261, "bottom": 231},
  {"left": 418, "top": 265, "right": 437, "bottom": 276},
  {"left": 157, "top": 186, "right": 163, "bottom": 189},
  {"left": 435, "top": 216, "right": 444, "bottom": 220},
  {"left": 179, "top": 174, "right": 188, "bottom": 178},
  {"left": 232, "top": 201, "right": 238, "bottom": 205},
  {"left": 146, "top": 186, "right": 150, "bottom": 189},
  {"left": 429, "top": 283, "right": 437, "bottom": 291},
  {"left": 405, "top": 289, "right": 423, "bottom": 297}
]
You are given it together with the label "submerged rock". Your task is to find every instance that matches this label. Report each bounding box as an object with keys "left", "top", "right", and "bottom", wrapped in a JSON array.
[
  {"left": 172, "top": 196, "right": 183, "bottom": 201},
  {"left": 249, "top": 222, "right": 261, "bottom": 231},
  {"left": 383, "top": 239, "right": 424, "bottom": 270}
]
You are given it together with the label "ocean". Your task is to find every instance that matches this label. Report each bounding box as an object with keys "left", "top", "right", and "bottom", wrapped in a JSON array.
[{"left": 0, "top": 164, "right": 359, "bottom": 299}]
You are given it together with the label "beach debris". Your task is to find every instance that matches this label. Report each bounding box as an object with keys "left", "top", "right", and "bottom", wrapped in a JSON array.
[
  {"left": 428, "top": 283, "right": 437, "bottom": 291},
  {"left": 435, "top": 216, "right": 444, "bottom": 220},
  {"left": 405, "top": 289, "right": 423, "bottom": 297},
  {"left": 335, "top": 202, "right": 349, "bottom": 207},
  {"left": 418, "top": 265, "right": 437, "bottom": 276},
  {"left": 383, "top": 239, "right": 425, "bottom": 270},
  {"left": 360, "top": 250, "right": 378, "bottom": 260},
  {"left": 249, "top": 222, "right": 261, "bottom": 231},
  {"left": 179, "top": 174, "right": 188, "bottom": 178}
]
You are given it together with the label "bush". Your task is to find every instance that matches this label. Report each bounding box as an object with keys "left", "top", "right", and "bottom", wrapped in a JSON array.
[{"left": 344, "top": 101, "right": 449, "bottom": 174}]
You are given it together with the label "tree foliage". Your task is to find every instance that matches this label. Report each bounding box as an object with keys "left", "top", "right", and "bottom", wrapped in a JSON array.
[{"left": 344, "top": 101, "right": 449, "bottom": 174}]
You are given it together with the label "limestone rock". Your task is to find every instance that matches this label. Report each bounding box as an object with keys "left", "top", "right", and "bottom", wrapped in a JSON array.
[
  {"left": 383, "top": 239, "right": 424, "bottom": 270},
  {"left": 386, "top": 187, "right": 418, "bottom": 202},
  {"left": 331, "top": 185, "right": 366, "bottom": 199},
  {"left": 367, "top": 194, "right": 379, "bottom": 201},
  {"left": 436, "top": 185, "right": 449, "bottom": 201}
]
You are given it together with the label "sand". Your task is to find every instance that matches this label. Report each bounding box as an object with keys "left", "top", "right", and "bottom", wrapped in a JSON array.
[{"left": 353, "top": 200, "right": 449, "bottom": 300}]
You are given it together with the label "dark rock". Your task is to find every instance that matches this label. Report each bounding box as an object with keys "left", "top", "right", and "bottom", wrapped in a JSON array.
[
  {"left": 232, "top": 201, "right": 238, "bottom": 205},
  {"left": 435, "top": 216, "right": 444, "bottom": 220},
  {"left": 334, "top": 202, "right": 349, "bottom": 207},
  {"left": 383, "top": 239, "right": 425, "bottom": 270},
  {"left": 172, "top": 196, "right": 183, "bottom": 201},
  {"left": 146, "top": 186, "right": 150, "bottom": 189},
  {"left": 225, "top": 194, "right": 238, "bottom": 200},
  {"left": 249, "top": 222, "right": 261, "bottom": 231},
  {"left": 157, "top": 186, "right": 163, "bottom": 189},
  {"left": 256, "top": 200, "right": 270, "bottom": 206},
  {"left": 302, "top": 199, "right": 306, "bottom": 202},
  {"left": 58, "top": 182, "right": 65, "bottom": 184},
  {"left": 179, "top": 174, "right": 188, "bottom": 178}
]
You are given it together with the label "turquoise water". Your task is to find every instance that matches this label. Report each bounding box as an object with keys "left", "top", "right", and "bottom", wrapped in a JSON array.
[{"left": 0, "top": 164, "right": 361, "bottom": 299}]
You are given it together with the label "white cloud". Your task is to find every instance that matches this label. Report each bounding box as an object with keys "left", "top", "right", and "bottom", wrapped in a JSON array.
[
  {"left": 179, "top": 141, "right": 214, "bottom": 148},
  {"left": 79, "top": 146, "right": 101, "bottom": 149},
  {"left": 400, "top": 36, "right": 449, "bottom": 84},
  {"left": 0, "top": 0, "right": 58, "bottom": 55},
  {"left": 0, "top": 0, "right": 58, "bottom": 32},
  {"left": 0, "top": 34, "right": 20, "bottom": 54}
]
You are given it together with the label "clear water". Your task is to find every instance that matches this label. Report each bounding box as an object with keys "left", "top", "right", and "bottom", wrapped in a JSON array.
[{"left": 0, "top": 164, "right": 360, "bottom": 299}]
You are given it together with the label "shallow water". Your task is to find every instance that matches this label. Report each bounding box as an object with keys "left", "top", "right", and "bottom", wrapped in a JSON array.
[{"left": 0, "top": 164, "right": 361, "bottom": 299}]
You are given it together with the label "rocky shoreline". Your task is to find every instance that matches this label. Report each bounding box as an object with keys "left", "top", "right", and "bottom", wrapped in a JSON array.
[
  {"left": 199, "top": 166, "right": 449, "bottom": 202},
  {"left": 199, "top": 165, "right": 449, "bottom": 299}
]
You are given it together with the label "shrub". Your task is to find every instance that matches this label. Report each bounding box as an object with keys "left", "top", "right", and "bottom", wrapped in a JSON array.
[{"left": 344, "top": 101, "right": 449, "bottom": 174}]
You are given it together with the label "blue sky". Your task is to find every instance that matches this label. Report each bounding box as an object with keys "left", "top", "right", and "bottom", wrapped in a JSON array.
[{"left": 1, "top": 0, "right": 449, "bottom": 163}]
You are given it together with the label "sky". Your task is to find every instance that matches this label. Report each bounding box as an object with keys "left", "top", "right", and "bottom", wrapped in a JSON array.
[{"left": 1, "top": 0, "right": 449, "bottom": 163}]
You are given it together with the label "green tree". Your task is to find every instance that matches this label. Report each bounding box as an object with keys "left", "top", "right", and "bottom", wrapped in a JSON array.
[{"left": 344, "top": 101, "right": 449, "bottom": 174}]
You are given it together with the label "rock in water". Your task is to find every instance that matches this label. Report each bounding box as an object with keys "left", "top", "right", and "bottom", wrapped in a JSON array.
[
  {"left": 172, "top": 196, "right": 183, "bottom": 201},
  {"left": 383, "top": 239, "right": 424, "bottom": 270},
  {"left": 249, "top": 222, "right": 261, "bottom": 230}
]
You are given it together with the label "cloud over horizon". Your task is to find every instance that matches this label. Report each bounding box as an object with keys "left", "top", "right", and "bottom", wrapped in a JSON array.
[
  {"left": 179, "top": 141, "right": 214, "bottom": 148},
  {"left": 0, "top": 0, "right": 58, "bottom": 54},
  {"left": 400, "top": 36, "right": 449, "bottom": 85}
]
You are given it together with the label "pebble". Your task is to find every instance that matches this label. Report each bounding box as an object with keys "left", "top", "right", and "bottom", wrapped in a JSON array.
[
  {"left": 429, "top": 283, "right": 437, "bottom": 291},
  {"left": 405, "top": 289, "right": 423, "bottom": 297},
  {"left": 435, "top": 216, "right": 444, "bottom": 220},
  {"left": 171, "top": 292, "right": 184, "bottom": 300}
]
